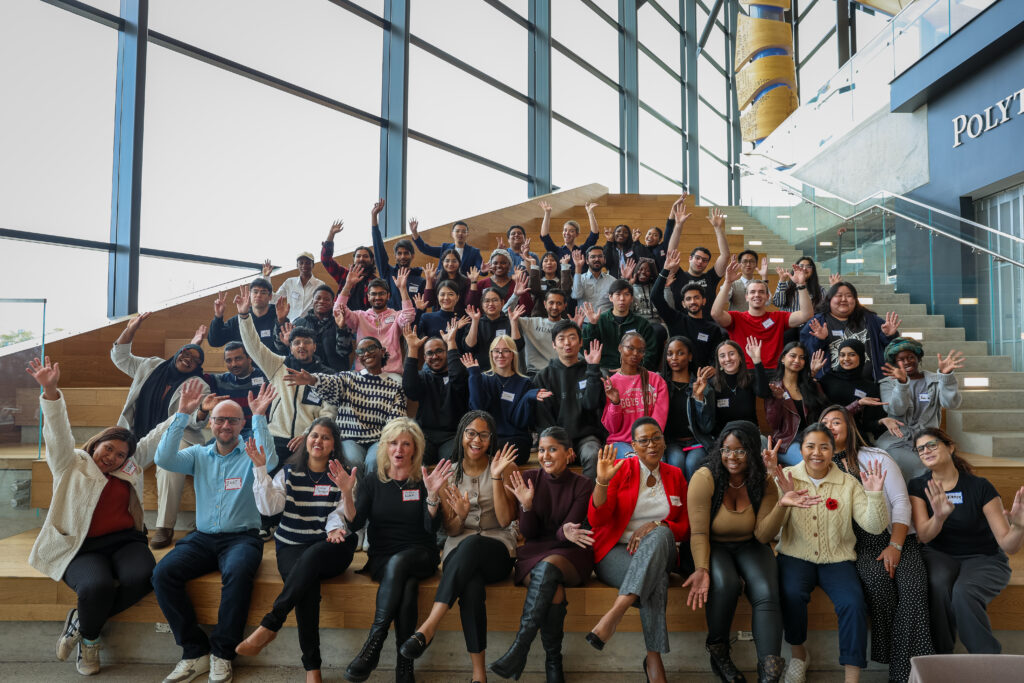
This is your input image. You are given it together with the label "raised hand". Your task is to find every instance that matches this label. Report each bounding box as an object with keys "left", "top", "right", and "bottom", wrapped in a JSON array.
[
  {"left": 673, "top": 201, "right": 692, "bottom": 226},
  {"left": 602, "top": 377, "right": 621, "bottom": 405},
  {"left": 244, "top": 437, "right": 267, "bottom": 467},
  {"left": 422, "top": 262, "right": 436, "bottom": 287},
  {"left": 441, "top": 317, "right": 466, "bottom": 347},
  {"left": 490, "top": 442, "right": 519, "bottom": 479},
  {"left": 621, "top": 258, "right": 637, "bottom": 282},
  {"left": 692, "top": 366, "right": 715, "bottom": 402},
  {"left": 829, "top": 272, "right": 842, "bottom": 286},
  {"left": 668, "top": 194, "right": 686, "bottom": 218},
  {"left": 758, "top": 256, "right": 769, "bottom": 279},
  {"left": 393, "top": 266, "right": 410, "bottom": 291},
  {"left": 571, "top": 307, "right": 585, "bottom": 329},
  {"left": 444, "top": 484, "right": 471, "bottom": 521},
  {"left": 408, "top": 217, "right": 419, "bottom": 239},
  {"left": 467, "top": 265, "right": 481, "bottom": 284},
  {"left": 283, "top": 367, "right": 316, "bottom": 386},
  {"left": 371, "top": 198, "right": 385, "bottom": 221},
  {"left": 508, "top": 304, "right": 526, "bottom": 323},
  {"left": 26, "top": 356, "right": 61, "bottom": 399},
  {"left": 724, "top": 258, "right": 742, "bottom": 284},
  {"left": 234, "top": 285, "right": 251, "bottom": 316},
  {"left": 745, "top": 337, "right": 763, "bottom": 365},
  {"left": 459, "top": 352, "right": 479, "bottom": 369},
  {"left": 603, "top": 226, "right": 613, "bottom": 242},
  {"left": 807, "top": 317, "right": 828, "bottom": 341},
  {"left": 571, "top": 248, "right": 585, "bottom": 272},
  {"left": 664, "top": 249, "right": 681, "bottom": 273},
  {"left": 790, "top": 262, "right": 808, "bottom": 285},
  {"left": 777, "top": 469, "right": 823, "bottom": 508},
  {"left": 631, "top": 227, "right": 641, "bottom": 243},
  {"left": 274, "top": 298, "right": 289, "bottom": 322},
  {"left": 423, "top": 458, "right": 454, "bottom": 497},
  {"left": 879, "top": 417, "right": 905, "bottom": 438},
  {"left": 247, "top": 381, "right": 278, "bottom": 416},
  {"left": 595, "top": 444, "right": 624, "bottom": 486},
  {"left": 505, "top": 469, "right": 535, "bottom": 509},
  {"left": 412, "top": 293, "right": 429, "bottom": 312},
  {"left": 1003, "top": 486, "right": 1024, "bottom": 529},
  {"left": 810, "top": 349, "right": 827, "bottom": 376},
  {"left": 776, "top": 266, "right": 792, "bottom": 284},
  {"left": 278, "top": 321, "right": 294, "bottom": 347},
  {"left": 465, "top": 305, "right": 481, "bottom": 323},
  {"left": 682, "top": 569, "right": 710, "bottom": 610},
  {"left": 200, "top": 393, "right": 228, "bottom": 413},
  {"left": 925, "top": 478, "right": 954, "bottom": 519},
  {"left": 124, "top": 311, "right": 152, "bottom": 335},
  {"left": 520, "top": 237, "right": 532, "bottom": 257},
  {"left": 403, "top": 323, "right": 425, "bottom": 356},
  {"left": 762, "top": 435, "right": 782, "bottom": 473},
  {"left": 327, "top": 459, "right": 358, "bottom": 497},
  {"left": 329, "top": 219, "right": 345, "bottom": 239},
  {"left": 936, "top": 349, "right": 965, "bottom": 374},
  {"left": 881, "top": 311, "right": 901, "bottom": 337},
  {"left": 177, "top": 378, "right": 206, "bottom": 415},
  {"left": 346, "top": 264, "right": 365, "bottom": 288},
  {"left": 562, "top": 521, "right": 595, "bottom": 549},
  {"left": 512, "top": 270, "right": 529, "bottom": 296},
  {"left": 584, "top": 201, "right": 598, "bottom": 214},
  {"left": 859, "top": 459, "right": 887, "bottom": 492},
  {"left": 708, "top": 207, "right": 726, "bottom": 231},
  {"left": 881, "top": 362, "right": 908, "bottom": 383},
  {"left": 262, "top": 259, "right": 273, "bottom": 277},
  {"left": 560, "top": 253, "right": 571, "bottom": 268},
  {"left": 213, "top": 292, "right": 227, "bottom": 318},
  {"left": 539, "top": 200, "right": 552, "bottom": 214},
  {"left": 190, "top": 324, "right": 207, "bottom": 346},
  {"left": 583, "top": 339, "right": 603, "bottom": 365},
  {"left": 582, "top": 301, "right": 599, "bottom": 325}
]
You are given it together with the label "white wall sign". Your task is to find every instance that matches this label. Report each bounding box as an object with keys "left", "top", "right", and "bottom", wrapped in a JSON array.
[{"left": 952, "top": 87, "right": 1024, "bottom": 148}]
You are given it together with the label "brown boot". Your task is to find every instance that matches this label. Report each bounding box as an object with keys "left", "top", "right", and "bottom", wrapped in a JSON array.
[{"left": 149, "top": 527, "right": 174, "bottom": 550}]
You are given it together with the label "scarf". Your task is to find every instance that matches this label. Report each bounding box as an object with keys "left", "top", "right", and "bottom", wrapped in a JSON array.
[
  {"left": 831, "top": 339, "right": 867, "bottom": 381},
  {"left": 134, "top": 344, "right": 205, "bottom": 437}
]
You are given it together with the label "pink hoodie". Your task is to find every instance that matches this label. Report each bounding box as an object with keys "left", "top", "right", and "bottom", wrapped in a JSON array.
[{"left": 600, "top": 371, "right": 669, "bottom": 444}]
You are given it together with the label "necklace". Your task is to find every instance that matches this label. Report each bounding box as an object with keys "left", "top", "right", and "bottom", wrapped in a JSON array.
[
  {"left": 307, "top": 469, "right": 328, "bottom": 485},
  {"left": 728, "top": 480, "right": 745, "bottom": 489}
]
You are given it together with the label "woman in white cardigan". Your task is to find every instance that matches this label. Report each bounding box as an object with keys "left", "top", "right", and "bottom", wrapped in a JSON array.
[{"left": 27, "top": 357, "right": 208, "bottom": 676}]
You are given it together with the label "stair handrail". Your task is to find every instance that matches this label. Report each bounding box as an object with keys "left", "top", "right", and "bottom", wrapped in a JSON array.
[
  {"left": 739, "top": 160, "right": 1024, "bottom": 247},
  {"left": 739, "top": 163, "right": 1024, "bottom": 271}
]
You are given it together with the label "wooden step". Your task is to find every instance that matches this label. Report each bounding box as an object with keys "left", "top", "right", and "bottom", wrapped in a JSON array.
[{"left": 14, "top": 387, "right": 128, "bottom": 427}]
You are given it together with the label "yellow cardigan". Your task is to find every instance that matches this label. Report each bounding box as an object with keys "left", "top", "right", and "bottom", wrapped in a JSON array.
[{"left": 775, "top": 461, "right": 888, "bottom": 564}]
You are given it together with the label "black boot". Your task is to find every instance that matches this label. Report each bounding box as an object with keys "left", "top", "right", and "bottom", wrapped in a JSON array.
[
  {"left": 490, "top": 561, "right": 564, "bottom": 680},
  {"left": 395, "top": 653, "right": 415, "bottom": 683},
  {"left": 539, "top": 600, "right": 567, "bottom": 683},
  {"left": 756, "top": 655, "right": 784, "bottom": 683},
  {"left": 344, "top": 626, "right": 388, "bottom": 682},
  {"left": 707, "top": 641, "right": 746, "bottom": 683}
]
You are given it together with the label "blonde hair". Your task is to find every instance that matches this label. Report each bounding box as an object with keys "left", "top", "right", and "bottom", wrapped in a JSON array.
[
  {"left": 487, "top": 335, "right": 526, "bottom": 377},
  {"left": 563, "top": 219, "right": 580, "bottom": 232},
  {"left": 375, "top": 417, "right": 426, "bottom": 483}
]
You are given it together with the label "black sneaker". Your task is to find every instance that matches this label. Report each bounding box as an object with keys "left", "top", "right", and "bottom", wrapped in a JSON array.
[
  {"left": 56, "top": 608, "right": 80, "bottom": 661},
  {"left": 258, "top": 525, "right": 276, "bottom": 542}
]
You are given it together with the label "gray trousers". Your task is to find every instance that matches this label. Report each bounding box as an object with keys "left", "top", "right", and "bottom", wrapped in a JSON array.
[
  {"left": 576, "top": 436, "right": 602, "bottom": 480},
  {"left": 594, "top": 525, "right": 677, "bottom": 653},
  {"left": 875, "top": 435, "right": 927, "bottom": 481},
  {"left": 921, "top": 546, "right": 1012, "bottom": 654}
]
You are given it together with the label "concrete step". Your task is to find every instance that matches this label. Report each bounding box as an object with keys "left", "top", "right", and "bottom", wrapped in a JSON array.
[
  {"left": 884, "top": 303, "right": 929, "bottom": 315},
  {"left": 922, "top": 355, "right": 1011, "bottom": 371},
  {"left": 957, "top": 372, "right": 1024, "bottom": 389},
  {"left": 918, "top": 340, "right": 988, "bottom": 356},
  {"left": 897, "top": 314, "right": 946, "bottom": 328},
  {"left": 958, "top": 389, "right": 1024, "bottom": 410},
  {"left": 902, "top": 327, "right": 966, "bottom": 342},
  {"left": 952, "top": 431, "right": 1024, "bottom": 460},
  {"left": 856, "top": 293, "right": 911, "bottom": 305},
  {"left": 946, "top": 409, "right": 1024, "bottom": 433}
]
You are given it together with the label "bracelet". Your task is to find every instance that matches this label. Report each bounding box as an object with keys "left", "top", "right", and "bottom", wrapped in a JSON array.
[
  {"left": 491, "top": 476, "right": 502, "bottom": 481},
  {"left": 889, "top": 541, "right": 903, "bottom": 551},
  {"left": 520, "top": 504, "right": 531, "bottom": 512},
  {"left": 595, "top": 480, "right": 609, "bottom": 487},
  {"left": 426, "top": 497, "right": 439, "bottom": 508}
]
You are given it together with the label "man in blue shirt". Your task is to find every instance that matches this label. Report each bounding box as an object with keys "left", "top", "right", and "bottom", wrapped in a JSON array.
[{"left": 152, "top": 380, "right": 279, "bottom": 683}]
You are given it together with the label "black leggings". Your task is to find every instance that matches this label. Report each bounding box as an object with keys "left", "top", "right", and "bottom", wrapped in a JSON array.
[
  {"left": 705, "top": 539, "right": 782, "bottom": 660},
  {"left": 369, "top": 546, "right": 438, "bottom": 646},
  {"left": 62, "top": 529, "right": 155, "bottom": 640},
  {"left": 263, "top": 537, "right": 358, "bottom": 670},
  {"left": 434, "top": 536, "right": 515, "bottom": 653}
]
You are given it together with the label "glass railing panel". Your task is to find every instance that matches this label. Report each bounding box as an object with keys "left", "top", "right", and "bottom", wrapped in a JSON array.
[{"left": 0, "top": 298, "right": 46, "bottom": 459}]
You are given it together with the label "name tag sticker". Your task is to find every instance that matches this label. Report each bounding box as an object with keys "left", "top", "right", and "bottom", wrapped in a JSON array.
[
  {"left": 762, "top": 318, "right": 775, "bottom": 329},
  {"left": 831, "top": 330, "right": 845, "bottom": 337},
  {"left": 384, "top": 315, "right": 396, "bottom": 324},
  {"left": 626, "top": 251, "right": 634, "bottom": 257},
  {"left": 305, "top": 389, "right": 322, "bottom": 405},
  {"left": 402, "top": 489, "right": 421, "bottom": 502},
  {"left": 853, "top": 388, "right": 867, "bottom": 398},
  {"left": 224, "top": 477, "right": 242, "bottom": 491},
  {"left": 443, "top": 376, "right": 450, "bottom": 385},
  {"left": 717, "top": 398, "right": 730, "bottom": 408},
  {"left": 121, "top": 460, "right": 138, "bottom": 476},
  {"left": 251, "top": 376, "right": 264, "bottom": 386},
  {"left": 946, "top": 491, "right": 963, "bottom": 505},
  {"left": 918, "top": 393, "right": 930, "bottom": 403},
  {"left": 408, "top": 285, "right": 419, "bottom": 293},
  {"left": 783, "top": 391, "right": 791, "bottom": 400},
  {"left": 578, "top": 379, "right": 588, "bottom": 390},
  {"left": 259, "top": 329, "right": 272, "bottom": 338},
  {"left": 501, "top": 391, "right": 516, "bottom": 402},
  {"left": 495, "top": 329, "right": 507, "bottom": 337},
  {"left": 670, "top": 495, "right": 682, "bottom": 506},
  {"left": 626, "top": 329, "right": 637, "bottom": 334},
  {"left": 697, "top": 332, "right": 709, "bottom": 342},
  {"left": 313, "top": 484, "right": 331, "bottom": 497}
]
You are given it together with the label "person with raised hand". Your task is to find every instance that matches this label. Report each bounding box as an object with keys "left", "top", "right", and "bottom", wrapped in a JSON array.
[
  {"left": 585, "top": 419, "right": 689, "bottom": 683},
  {"left": 908, "top": 428, "right": 1024, "bottom": 656},
  {"left": 712, "top": 258, "right": 815, "bottom": 370},
  {"left": 601, "top": 331, "right": 669, "bottom": 457},
  {"left": 774, "top": 423, "right": 889, "bottom": 683},
  {"left": 320, "top": 219, "right": 377, "bottom": 312},
  {"left": 664, "top": 200, "right": 731, "bottom": 314},
  {"left": 463, "top": 287, "right": 526, "bottom": 368},
  {"left": 658, "top": 335, "right": 716, "bottom": 478},
  {"left": 727, "top": 249, "right": 767, "bottom": 311},
  {"left": 338, "top": 418, "right": 449, "bottom": 683},
  {"left": 708, "top": 338, "right": 771, "bottom": 436},
  {"left": 490, "top": 427, "right": 595, "bottom": 682},
  {"left": 582, "top": 277, "right": 660, "bottom": 370},
  {"left": 410, "top": 217, "right": 483, "bottom": 274},
  {"left": 401, "top": 320, "right": 469, "bottom": 465},
  {"left": 602, "top": 216, "right": 653, "bottom": 279},
  {"left": 273, "top": 283, "right": 355, "bottom": 373},
  {"left": 110, "top": 311, "right": 212, "bottom": 550},
  {"left": 29, "top": 356, "right": 177, "bottom": 676},
  {"left": 800, "top": 280, "right": 901, "bottom": 381},
  {"left": 819, "top": 405, "right": 932, "bottom": 682},
  {"left": 368, "top": 199, "right": 426, "bottom": 308},
  {"left": 766, "top": 342, "right": 830, "bottom": 466},
  {"left": 539, "top": 199, "right": 601, "bottom": 258},
  {"left": 334, "top": 264, "right": 416, "bottom": 375},
  {"left": 650, "top": 249, "right": 728, "bottom": 369},
  {"left": 234, "top": 408, "right": 355, "bottom": 683},
  {"left": 683, "top": 421, "right": 790, "bottom": 683},
  {"left": 420, "top": 277, "right": 467, "bottom": 339},
  {"left": 208, "top": 276, "right": 282, "bottom": 350},
  {"left": 876, "top": 336, "right": 964, "bottom": 480},
  {"left": 152, "top": 379, "right": 278, "bottom": 683},
  {"left": 571, "top": 243, "right": 615, "bottom": 315},
  {"left": 423, "top": 247, "right": 480, "bottom": 314},
  {"left": 818, "top": 338, "right": 888, "bottom": 440},
  {"left": 398, "top": 412, "right": 519, "bottom": 682},
  {"left": 521, "top": 250, "right": 573, "bottom": 317}
]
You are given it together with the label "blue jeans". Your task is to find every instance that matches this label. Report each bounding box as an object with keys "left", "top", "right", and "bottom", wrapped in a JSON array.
[
  {"left": 151, "top": 530, "right": 264, "bottom": 660},
  {"left": 360, "top": 442, "right": 382, "bottom": 474},
  {"left": 777, "top": 554, "right": 868, "bottom": 667},
  {"left": 779, "top": 441, "right": 804, "bottom": 466},
  {"left": 665, "top": 440, "right": 708, "bottom": 479},
  {"left": 340, "top": 439, "right": 378, "bottom": 473},
  {"left": 611, "top": 441, "right": 635, "bottom": 459}
]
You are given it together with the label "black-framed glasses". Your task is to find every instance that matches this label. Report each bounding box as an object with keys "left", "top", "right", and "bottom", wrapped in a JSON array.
[
  {"left": 633, "top": 435, "right": 664, "bottom": 447},
  {"left": 464, "top": 428, "right": 491, "bottom": 442},
  {"left": 354, "top": 345, "right": 381, "bottom": 356},
  {"left": 211, "top": 416, "right": 243, "bottom": 426},
  {"left": 425, "top": 348, "right": 446, "bottom": 357},
  {"left": 720, "top": 447, "right": 748, "bottom": 459},
  {"left": 914, "top": 440, "right": 940, "bottom": 455}
]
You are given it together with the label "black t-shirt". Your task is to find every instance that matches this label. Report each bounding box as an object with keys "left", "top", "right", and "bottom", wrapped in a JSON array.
[
  {"left": 670, "top": 269, "right": 723, "bottom": 316},
  {"left": 907, "top": 471, "right": 1000, "bottom": 556}
]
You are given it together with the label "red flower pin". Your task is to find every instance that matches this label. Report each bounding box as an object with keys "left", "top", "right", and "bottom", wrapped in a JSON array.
[{"left": 825, "top": 498, "right": 839, "bottom": 510}]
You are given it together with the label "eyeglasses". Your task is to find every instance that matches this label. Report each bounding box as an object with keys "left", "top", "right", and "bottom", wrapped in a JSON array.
[
  {"left": 211, "top": 417, "right": 243, "bottom": 426},
  {"left": 425, "top": 348, "right": 446, "bottom": 357},
  {"left": 354, "top": 346, "right": 381, "bottom": 356},
  {"left": 491, "top": 348, "right": 514, "bottom": 356},
  {"left": 720, "top": 447, "right": 748, "bottom": 459},
  {"left": 914, "top": 440, "right": 940, "bottom": 455},
  {"left": 464, "top": 429, "right": 492, "bottom": 442},
  {"left": 633, "top": 435, "right": 664, "bottom": 447}
]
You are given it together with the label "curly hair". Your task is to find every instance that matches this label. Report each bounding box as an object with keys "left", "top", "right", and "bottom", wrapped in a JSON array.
[{"left": 705, "top": 420, "right": 767, "bottom": 520}]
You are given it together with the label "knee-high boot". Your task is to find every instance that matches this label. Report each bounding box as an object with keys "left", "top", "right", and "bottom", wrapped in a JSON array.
[
  {"left": 344, "top": 580, "right": 401, "bottom": 682},
  {"left": 490, "top": 561, "right": 563, "bottom": 681},
  {"left": 539, "top": 600, "right": 567, "bottom": 683}
]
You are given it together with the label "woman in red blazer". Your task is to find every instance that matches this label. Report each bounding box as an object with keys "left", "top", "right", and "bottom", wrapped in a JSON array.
[{"left": 584, "top": 417, "right": 689, "bottom": 683}]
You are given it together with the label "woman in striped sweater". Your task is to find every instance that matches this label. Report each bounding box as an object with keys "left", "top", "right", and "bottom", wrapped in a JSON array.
[{"left": 235, "top": 417, "right": 357, "bottom": 683}]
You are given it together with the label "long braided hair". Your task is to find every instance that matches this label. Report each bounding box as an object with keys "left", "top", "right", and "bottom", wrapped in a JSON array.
[{"left": 621, "top": 331, "right": 653, "bottom": 417}]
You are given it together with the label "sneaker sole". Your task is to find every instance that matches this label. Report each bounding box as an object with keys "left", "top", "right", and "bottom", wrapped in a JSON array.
[
  {"left": 56, "top": 609, "right": 79, "bottom": 662},
  {"left": 164, "top": 667, "right": 210, "bottom": 683}
]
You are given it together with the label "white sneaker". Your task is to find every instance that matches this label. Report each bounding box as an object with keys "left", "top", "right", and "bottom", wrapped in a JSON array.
[
  {"left": 783, "top": 654, "right": 808, "bottom": 683},
  {"left": 76, "top": 639, "right": 102, "bottom": 676},
  {"left": 209, "top": 654, "right": 233, "bottom": 683},
  {"left": 56, "top": 608, "right": 80, "bottom": 661},
  {"left": 163, "top": 656, "right": 210, "bottom": 683}
]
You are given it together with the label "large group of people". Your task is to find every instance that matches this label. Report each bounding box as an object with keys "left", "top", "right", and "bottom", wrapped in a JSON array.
[{"left": 27, "top": 195, "right": 1024, "bottom": 683}]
